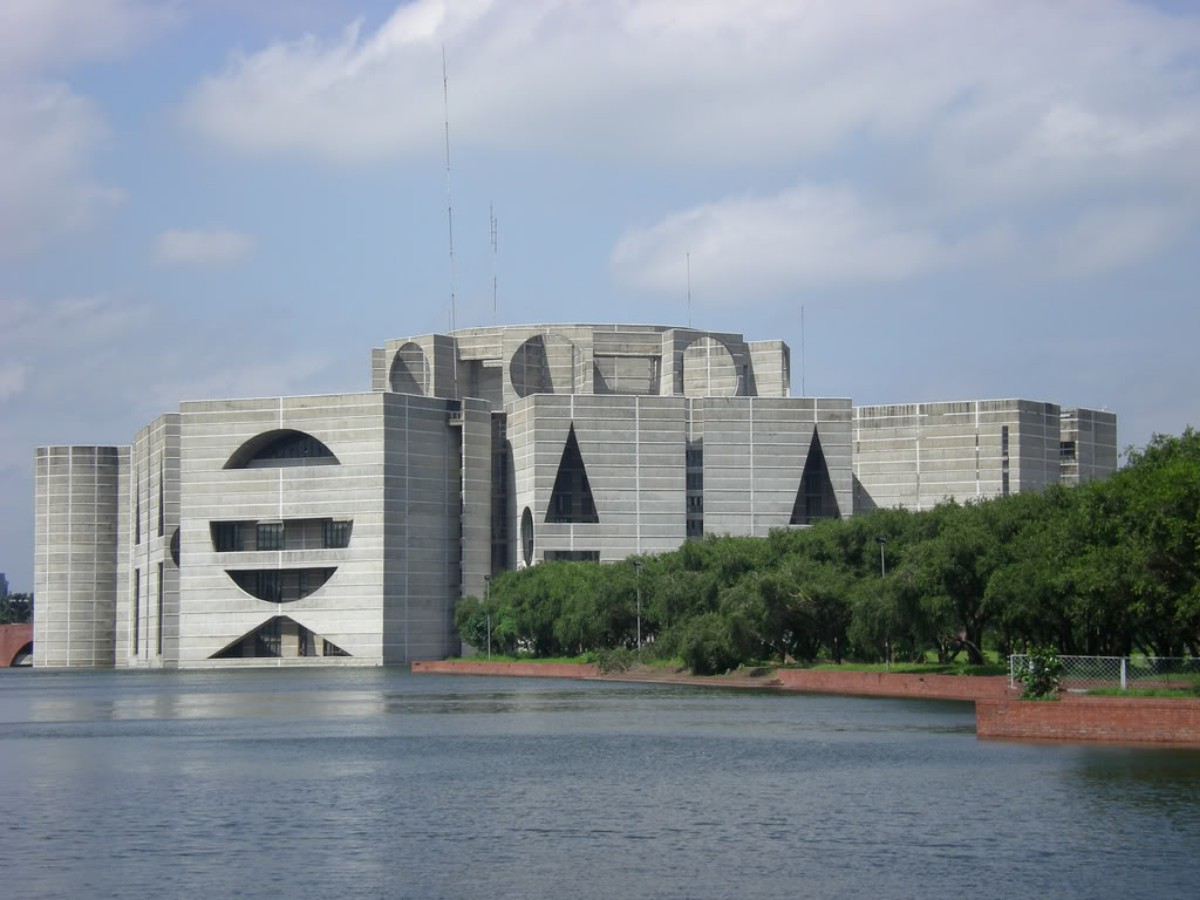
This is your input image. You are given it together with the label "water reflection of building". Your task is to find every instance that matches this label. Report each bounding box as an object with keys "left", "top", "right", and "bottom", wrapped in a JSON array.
[{"left": 32, "top": 323, "right": 1116, "bottom": 669}]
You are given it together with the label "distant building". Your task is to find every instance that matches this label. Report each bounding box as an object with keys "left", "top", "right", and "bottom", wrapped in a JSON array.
[
  {"left": 1058, "top": 407, "right": 1120, "bottom": 487},
  {"left": 0, "top": 572, "right": 8, "bottom": 598},
  {"left": 32, "top": 323, "right": 1116, "bottom": 669},
  {"left": 852, "top": 400, "right": 1118, "bottom": 512}
]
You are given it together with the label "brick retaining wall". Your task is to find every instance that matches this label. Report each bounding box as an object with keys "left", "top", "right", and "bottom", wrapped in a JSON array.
[
  {"left": 0, "top": 623, "right": 33, "bottom": 667},
  {"left": 976, "top": 695, "right": 1200, "bottom": 744},
  {"left": 773, "top": 668, "right": 1012, "bottom": 701},
  {"left": 411, "top": 660, "right": 599, "bottom": 678}
]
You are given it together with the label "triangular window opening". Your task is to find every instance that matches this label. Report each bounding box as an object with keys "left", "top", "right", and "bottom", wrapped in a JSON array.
[
  {"left": 546, "top": 425, "right": 600, "bottom": 524},
  {"left": 790, "top": 430, "right": 841, "bottom": 525},
  {"left": 210, "top": 616, "right": 352, "bottom": 659}
]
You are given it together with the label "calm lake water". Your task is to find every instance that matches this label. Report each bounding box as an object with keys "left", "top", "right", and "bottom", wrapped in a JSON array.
[{"left": 2, "top": 668, "right": 1199, "bottom": 899}]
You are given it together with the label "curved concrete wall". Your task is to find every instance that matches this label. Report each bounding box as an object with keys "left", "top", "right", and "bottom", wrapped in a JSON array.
[{"left": 34, "top": 445, "right": 127, "bottom": 667}]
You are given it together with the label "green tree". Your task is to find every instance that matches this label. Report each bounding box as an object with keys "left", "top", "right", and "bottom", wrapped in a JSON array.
[
  {"left": 0, "top": 592, "right": 32, "bottom": 624},
  {"left": 677, "top": 612, "right": 750, "bottom": 675}
]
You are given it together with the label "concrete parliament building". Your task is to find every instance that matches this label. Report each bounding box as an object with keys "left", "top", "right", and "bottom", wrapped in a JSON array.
[{"left": 33, "top": 323, "right": 1117, "bottom": 669}]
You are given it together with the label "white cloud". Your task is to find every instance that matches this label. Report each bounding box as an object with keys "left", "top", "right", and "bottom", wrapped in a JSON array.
[
  {"left": 0, "top": 295, "right": 153, "bottom": 378},
  {"left": 0, "top": 361, "right": 28, "bottom": 402},
  {"left": 0, "top": 83, "right": 124, "bottom": 261},
  {"left": 0, "top": 0, "right": 171, "bottom": 76},
  {"left": 0, "top": 0, "right": 169, "bottom": 259},
  {"left": 175, "top": 0, "right": 1200, "bottom": 297},
  {"left": 154, "top": 229, "right": 257, "bottom": 267},
  {"left": 179, "top": 0, "right": 1200, "bottom": 182},
  {"left": 1044, "top": 206, "right": 1185, "bottom": 278},
  {"left": 0, "top": 292, "right": 338, "bottom": 434},
  {"left": 612, "top": 185, "right": 956, "bottom": 297},
  {"left": 611, "top": 186, "right": 1189, "bottom": 298}
]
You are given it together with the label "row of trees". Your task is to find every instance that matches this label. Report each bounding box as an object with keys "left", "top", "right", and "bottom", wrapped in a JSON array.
[
  {"left": 0, "top": 592, "right": 32, "bottom": 625},
  {"left": 456, "top": 429, "right": 1200, "bottom": 674}
]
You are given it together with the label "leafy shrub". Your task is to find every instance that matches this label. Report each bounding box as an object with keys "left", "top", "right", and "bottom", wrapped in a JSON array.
[
  {"left": 679, "top": 613, "right": 744, "bottom": 676},
  {"left": 595, "top": 647, "right": 637, "bottom": 674},
  {"left": 1019, "top": 645, "right": 1064, "bottom": 700}
]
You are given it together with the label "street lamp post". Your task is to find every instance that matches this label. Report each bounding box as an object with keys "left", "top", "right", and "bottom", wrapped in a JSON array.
[
  {"left": 632, "top": 560, "right": 643, "bottom": 650},
  {"left": 484, "top": 574, "right": 492, "bottom": 661}
]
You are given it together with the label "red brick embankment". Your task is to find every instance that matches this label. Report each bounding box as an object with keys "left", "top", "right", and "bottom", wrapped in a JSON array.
[
  {"left": 977, "top": 695, "right": 1200, "bottom": 745},
  {"left": 772, "top": 668, "right": 1011, "bottom": 700},
  {"left": 0, "top": 623, "right": 32, "bottom": 667},
  {"left": 412, "top": 659, "right": 1010, "bottom": 700},
  {"left": 411, "top": 659, "right": 600, "bottom": 678}
]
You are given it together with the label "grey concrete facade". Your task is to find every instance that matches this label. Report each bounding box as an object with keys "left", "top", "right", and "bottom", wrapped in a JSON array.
[
  {"left": 33, "top": 445, "right": 127, "bottom": 667},
  {"left": 852, "top": 399, "right": 1114, "bottom": 511},
  {"left": 376, "top": 325, "right": 847, "bottom": 565},
  {"left": 119, "top": 414, "right": 181, "bottom": 668},
  {"left": 32, "top": 323, "right": 1117, "bottom": 668},
  {"left": 1059, "top": 408, "right": 1119, "bottom": 486},
  {"left": 174, "top": 392, "right": 469, "bottom": 667}
]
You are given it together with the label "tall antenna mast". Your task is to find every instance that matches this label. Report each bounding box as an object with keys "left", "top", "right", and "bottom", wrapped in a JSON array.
[
  {"left": 686, "top": 252, "right": 692, "bottom": 328},
  {"left": 490, "top": 203, "right": 498, "bottom": 324},
  {"left": 442, "top": 46, "right": 456, "bottom": 334}
]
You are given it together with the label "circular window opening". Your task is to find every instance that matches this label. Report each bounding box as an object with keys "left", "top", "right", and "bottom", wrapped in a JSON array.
[
  {"left": 389, "top": 342, "right": 429, "bottom": 395},
  {"left": 682, "top": 336, "right": 738, "bottom": 398}
]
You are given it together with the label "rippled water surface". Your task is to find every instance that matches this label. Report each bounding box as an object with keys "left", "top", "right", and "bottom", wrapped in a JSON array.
[{"left": 2, "top": 668, "right": 1199, "bottom": 899}]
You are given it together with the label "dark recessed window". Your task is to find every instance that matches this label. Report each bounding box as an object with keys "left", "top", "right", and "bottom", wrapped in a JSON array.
[
  {"left": 546, "top": 425, "right": 600, "bottom": 524},
  {"left": 543, "top": 550, "right": 600, "bottom": 562},
  {"left": 157, "top": 464, "right": 165, "bottom": 537},
  {"left": 256, "top": 522, "right": 284, "bottom": 551},
  {"left": 790, "top": 430, "right": 840, "bottom": 525},
  {"left": 210, "top": 616, "right": 352, "bottom": 659},
  {"left": 227, "top": 567, "right": 336, "bottom": 602},
  {"left": 323, "top": 639, "right": 350, "bottom": 657},
  {"left": 225, "top": 429, "right": 338, "bottom": 469},
  {"left": 521, "top": 507, "right": 534, "bottom": 566},
  {"left": 212, "top": 522, "right": 243, "bottom": 552},
  {"left": 323, "top": 520, "right": 351, "bottom": 549},
  {"left": 156, "top": 562, "right": 164, "bottom": 656},
  {"left": 132, "top": 569, "right": 140, "bottom": 655},
  {"left": 258, "top": 617, "right": 282, "bottom": 656}
]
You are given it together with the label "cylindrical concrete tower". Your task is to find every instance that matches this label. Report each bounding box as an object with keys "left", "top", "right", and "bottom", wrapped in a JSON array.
[{"left": 33, "top": 445, "right": 127, "bottom": 667}]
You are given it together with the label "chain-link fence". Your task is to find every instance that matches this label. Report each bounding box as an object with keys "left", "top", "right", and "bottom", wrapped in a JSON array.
[{"left": 1009, "top": 655, "right": 1200, "bottom": 691}]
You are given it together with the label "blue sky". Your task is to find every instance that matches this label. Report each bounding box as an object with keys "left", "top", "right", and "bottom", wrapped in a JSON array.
[{"left": 2, "top": 0, "right": 1199, "bottom": 591}]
